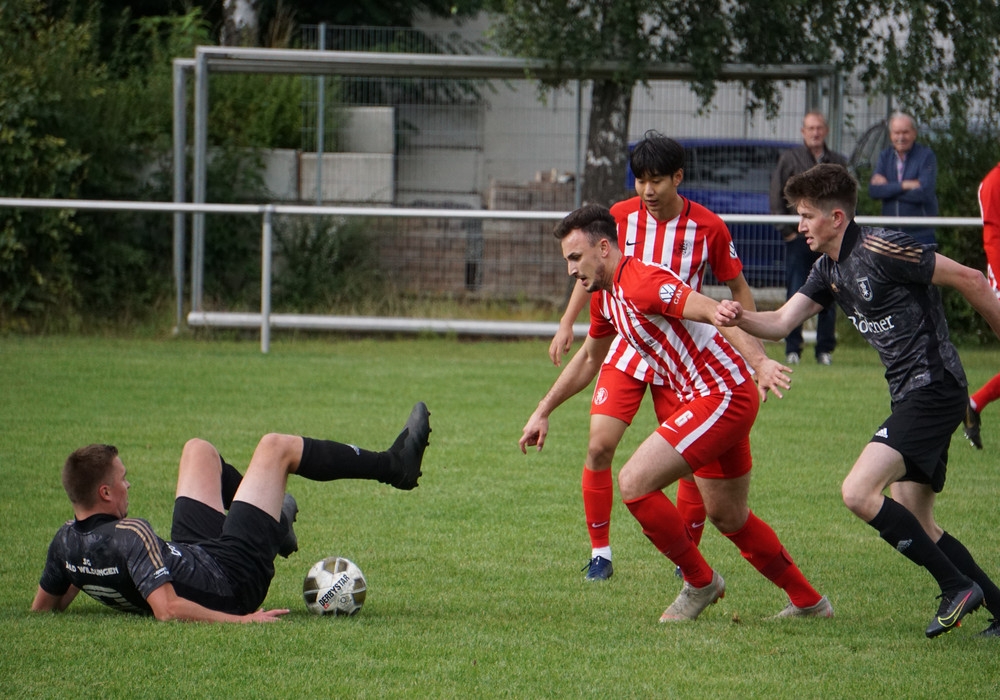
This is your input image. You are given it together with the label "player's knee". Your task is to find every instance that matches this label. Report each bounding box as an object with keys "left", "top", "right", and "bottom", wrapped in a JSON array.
[
  {"left": 616, "top": 465, "right": 642, "bottom": 501},
  {"left": 586, "top": 439, "right": 617, "bottom": 470},
  {"left": 181, "top": 437, "right": 218, "bottom": 463},
  {"left": 254, "top": 433, "right": 300, "bottom": 465},
  {"left": 840, "top": 479, "right": 870, "bottom": 518},
  {"left": 704, "top": 503, "right": 747, "bottom": 534}
]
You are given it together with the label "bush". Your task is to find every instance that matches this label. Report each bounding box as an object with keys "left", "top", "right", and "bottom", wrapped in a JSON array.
[
  {"left": 272, "top": 216, "right": 387, "bottom": 312},
  {"left": 0, "top": 2, "right": 90, "bottom": 329}
]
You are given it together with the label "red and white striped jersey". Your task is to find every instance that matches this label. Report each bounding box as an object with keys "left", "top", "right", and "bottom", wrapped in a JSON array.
[
  {"left": 604, "top": 196, "right": 742, "bottom": 384},
  {"left": 589, "top": 256, "right": 752, "bottom": 402},
  {"left": 978, "top": 163, "right": 1000, "bottom": 296}
]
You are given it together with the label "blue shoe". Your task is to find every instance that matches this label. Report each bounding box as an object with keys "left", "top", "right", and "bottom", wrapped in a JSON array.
[
  {"left": 583, "top": 556, "right": 613, "bottom": 581},
  {"left": 926, "top": 581, "right": 984, "bottom": 638}
]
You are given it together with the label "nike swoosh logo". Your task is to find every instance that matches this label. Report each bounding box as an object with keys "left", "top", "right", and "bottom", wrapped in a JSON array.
[
  {"left": 590, "top": 521, "right": 610, "bottom": 529},
  {"left": 625, "top": 239, "right": 636, "bottom": 246},
  {"left": 937, "top": 590, "right": 975, "bottom": 627},
  {"left": 689, "top": 521, "right": 706, "bottom": 529}
]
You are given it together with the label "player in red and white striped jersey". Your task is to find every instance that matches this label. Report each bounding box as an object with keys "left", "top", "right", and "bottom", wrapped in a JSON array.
[
  {"left": 548, "top": 133, "right": 783, "bottom": 581},
  {"left": 964, "top": 162, "right": 1000, "bottom": 448},
  {"left": 521, "top": 205, "right": 830, "bottom": 622}
]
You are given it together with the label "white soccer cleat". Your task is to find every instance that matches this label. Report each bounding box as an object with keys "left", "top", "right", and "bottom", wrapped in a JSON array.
[{"left": 659, "top": 570, "right": 725, "bottom": 622}]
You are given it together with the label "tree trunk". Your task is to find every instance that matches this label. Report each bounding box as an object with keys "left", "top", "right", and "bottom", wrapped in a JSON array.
[{"left": 581, "top": 79, "right": 634, "bottom": 207}]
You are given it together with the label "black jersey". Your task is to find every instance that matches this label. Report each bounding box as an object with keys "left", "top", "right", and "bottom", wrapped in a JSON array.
[
  {"left": 39, "top": 513, "right": 240, "bottom": 615},
  {"left": 800, "top": 222, "right": 967, "bottom": 402}
]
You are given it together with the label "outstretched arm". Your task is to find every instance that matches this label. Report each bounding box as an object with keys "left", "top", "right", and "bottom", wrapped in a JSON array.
[
  {"left": 520, "top": 333, "right": 613, "bottom": 453},
  {"left": 720, "top": 274, "right": 790, "bottom": 400},
  {"left": 549, "top": 282, "right": 589, "bottom": 366},
  {"left": 932, "top": 254, "right": 1000, "bottom": 338},
  {"left": 683, "top": 290, "right": 791, "bottom": 400},
  {"left": 715, "top": 293, "right": 823, "bottom": 341},
  {"left": 146, "top": 581, "right": 289, "bottom": 623}
]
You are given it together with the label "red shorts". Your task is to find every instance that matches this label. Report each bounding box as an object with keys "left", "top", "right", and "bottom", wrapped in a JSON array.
[
  {"left": 654, "top": 379, "right": 759, "bottom": 479},
  {"left": 591, "top": 365, "right": 678, "bottom": 424}
]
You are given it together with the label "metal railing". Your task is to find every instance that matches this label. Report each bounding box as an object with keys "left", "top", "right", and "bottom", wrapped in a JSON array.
[{"left": 0, "top": 196, "right": 983, "bottom": 353}]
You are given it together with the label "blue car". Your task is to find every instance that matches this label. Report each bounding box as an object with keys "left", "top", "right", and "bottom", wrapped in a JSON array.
[{"left": 627, "top": 138, "right": 799, "bottom": 287}]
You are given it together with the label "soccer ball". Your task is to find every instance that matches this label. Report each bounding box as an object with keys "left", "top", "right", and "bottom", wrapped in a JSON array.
[{"left": 302, "top": 556, "right": 367, "bottom": 616}]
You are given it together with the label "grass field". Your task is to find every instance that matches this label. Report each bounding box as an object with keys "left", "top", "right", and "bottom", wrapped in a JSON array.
[{"left": 2, "top": 335, "right": 999, "bottom": 698}]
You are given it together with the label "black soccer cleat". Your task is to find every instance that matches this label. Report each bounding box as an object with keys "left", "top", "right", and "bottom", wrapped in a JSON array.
[
  {"left": 277, "top": 493, "right": 299, "bottom": 558},
  {"left": 964, "top": 402, "right": 983, "bottom": 450},
  {"left": 387, "top": 402, "right": 431, "bottom": 490},
  {"left": 978, "top": 618, "right": 1000, "bottom": 638},
  {"left": 926, "top": 581, "right": 984, "bottom": 638}
]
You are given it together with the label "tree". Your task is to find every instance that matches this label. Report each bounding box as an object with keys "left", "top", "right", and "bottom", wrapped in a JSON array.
[{"left": 489, "top": 0, "right": 1000, "bottom": 206}]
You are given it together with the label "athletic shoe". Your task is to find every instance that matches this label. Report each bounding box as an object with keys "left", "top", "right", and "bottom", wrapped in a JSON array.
[
  {"left": 582, "top": 556, "right": 613, "bottom": 581},
  {"left": 674, "top": 565, "right": 683, "bottom": 579},
  {"left": 387, "top": 402, "right": 431, "bottom": 490},
  {"left": 964, "top": 402, "right": 983, "bottom": 450},
  {"left": 926, "top": 581, "right": 984, "bottom": 638},
  {"left": 772, "top": 595, "right": 834, "bottom": 618},
  {"left": 278, "top": 493, "right": 299, "bottom": 558},
  {"left": 977, "top": 619, "right": 1000, "bottom": 637},
  {"left": 786, "top": 352, "right": 800, "bottom": 365},
  {"left": 659, "top": 570, "right": 725, "bottom": 622},
  {"left": 817, "top": 352, "right": 833, "bottom": 366}
]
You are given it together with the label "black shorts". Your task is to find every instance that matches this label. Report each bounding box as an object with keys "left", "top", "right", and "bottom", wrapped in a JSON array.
[
  {"left": 172, "top": 497, "right": 284, "bottom": 613},
  {"left": 870, "top": 374, "right": 967, "bottom": 493}
]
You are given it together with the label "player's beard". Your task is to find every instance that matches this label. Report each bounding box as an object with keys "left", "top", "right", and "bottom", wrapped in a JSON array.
[{"left": 586, "top": 261, "right": 609, "bottom": 293}]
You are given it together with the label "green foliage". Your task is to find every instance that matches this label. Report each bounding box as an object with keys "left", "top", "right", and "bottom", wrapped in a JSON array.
[
  {"left": 4, "top": 337, "right": 1000, "bottom": 696},
  {"left": 210, "top": 73, "right": 305, "bottom": 150},
  {"left": 0, "top": 4, "right": 318, "bottom": 327},
  {"left": 0, "top": 1, "right": 91, "bottom": 329},
  {"left": 272, "top": 216, "right": 388, "bottom": 312}
]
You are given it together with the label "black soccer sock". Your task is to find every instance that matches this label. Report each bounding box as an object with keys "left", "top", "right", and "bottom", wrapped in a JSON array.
[
  {"left": 295, "top": 436, "right": 393, "bottom": 483},
  {"left": 868, "top": 498, "right": 969, "bottom": 593},
  {"left": 220, "top": 456, "right": 243, "bottom": 510},
  {"left": 937, "top": 531, "right": 1000, "bottom": 616}
]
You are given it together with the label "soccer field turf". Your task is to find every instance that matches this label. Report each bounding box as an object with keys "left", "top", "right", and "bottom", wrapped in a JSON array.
[{"left": 3, "top": 335, "right": 998, "bottom": 697}]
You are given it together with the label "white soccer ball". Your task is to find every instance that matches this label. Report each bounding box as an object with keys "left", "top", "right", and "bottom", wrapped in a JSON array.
[{"left": 302, "top": 556, "right": 367, "bottom": 616}]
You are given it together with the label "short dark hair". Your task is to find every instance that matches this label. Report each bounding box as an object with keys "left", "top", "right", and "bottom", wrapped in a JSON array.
[
  {"left": 783, "top": 163, "right": 858, "bottom": 218},
  {"left": 62, "top": 444, "right": 119, "bottom": 506},
  {"left": 553, "top": 204, "right": 617, "bottom": 245},
  {"left": 629, "top": 130, "right": 684, "bottom": 180}
]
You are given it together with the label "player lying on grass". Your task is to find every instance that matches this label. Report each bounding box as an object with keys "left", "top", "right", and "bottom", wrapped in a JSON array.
[
  {"left": 31, "top": 403, "right": 430, "bottom": 623},
  {"left": 715, "top": 162, "right": 1000, "bottom": 638},
  {"left": 520, "top": 204, "right": 831, "bottom": 623}
]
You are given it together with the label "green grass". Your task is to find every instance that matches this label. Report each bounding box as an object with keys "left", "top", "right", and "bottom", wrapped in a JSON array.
[{"left": 2, "top": 335, "right": 1000, "bottom": 698}]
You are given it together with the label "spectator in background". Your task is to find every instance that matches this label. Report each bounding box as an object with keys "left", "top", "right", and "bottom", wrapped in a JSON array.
[
  {"left": 869, "top": 113, "right": 939, "bottom": 245},
  {"left": 770, "top": 111, "right": 846, "bottom": 365},
  {"left": 964, "top": 161, "right": 1000, "bottom": 449}
]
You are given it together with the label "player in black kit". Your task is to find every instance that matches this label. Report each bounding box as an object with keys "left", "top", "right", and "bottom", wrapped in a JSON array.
[
  {"left": 31, "top": 403, "right": 430, "bottom": 623},
  {"left": 715, "top": 163, "right": 1000, "bottom": 639}
]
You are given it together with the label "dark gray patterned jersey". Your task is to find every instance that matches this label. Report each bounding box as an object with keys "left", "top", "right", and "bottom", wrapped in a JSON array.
[
  {"left": 799, "top": 222, "right": 966, "bottom": 402},
  {"left": 39, "top": 514, "right": 238, "bottom": 615}
]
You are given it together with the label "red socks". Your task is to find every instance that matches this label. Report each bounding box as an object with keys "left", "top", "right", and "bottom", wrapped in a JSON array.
[
  {"left": 723, "top": 510, "right": 820, "bottom": 608},
  {"left": 624, "top": 490, "right": 714, "bottom": 587},
  {"left": 972, "top": 373, "right": 1000, "bottom": 412},
  {"left": 582, "top": 467, "right": 614, "bottom": 549},
  {"left": 675, "top": 477, "right": 707, "bottom": 547}
]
